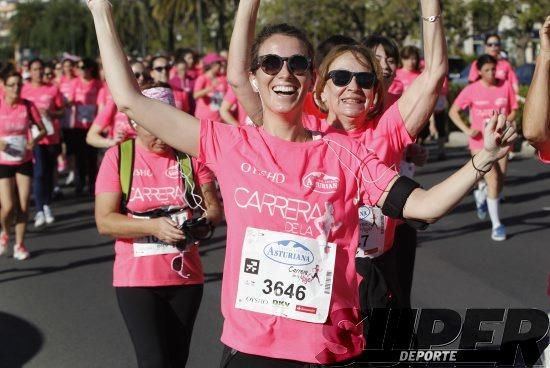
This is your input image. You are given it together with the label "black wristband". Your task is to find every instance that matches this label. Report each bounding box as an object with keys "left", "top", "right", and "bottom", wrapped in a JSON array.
[{"left": 471, "top": 154, "right": 491, "bottom": 174}]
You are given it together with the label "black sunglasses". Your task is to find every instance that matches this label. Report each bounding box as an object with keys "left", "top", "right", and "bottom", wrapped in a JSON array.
[
  {"left": 253, "top": 54, "right": 311, "bottom": 76},
  {"left": 134, "top": 72, "right": 144, "bottom": 79},
  {"left": 326, "top": 70, "right": 377, "bottom": 89},
  {"left": 175, "top": 217, "right": 214, "bottom": 250},
  {"left": 153, "top": 65, "right": 170, "bottom": 73},
  {"left": 486, "top": 42, "right": 501, "bottom": 47}
]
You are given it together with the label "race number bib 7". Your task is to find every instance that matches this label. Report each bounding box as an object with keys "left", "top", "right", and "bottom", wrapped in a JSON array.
[
  {"left": 235, "top": 227, "right": 336, "bottom": 324},
  {"left": 1, "top": 135, "right": 27, "bottom": 162},
  {"left": 356, "top": 205, "right": 385, "bottom": 258},
  {"left": 132, "top": 210, "right": 189, "bottom": 257}
]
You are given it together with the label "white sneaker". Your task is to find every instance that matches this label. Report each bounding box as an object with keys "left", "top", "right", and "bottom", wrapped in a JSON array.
[
  {"left": 65, "top": 171, "right": 74, "bottom": 186},
  {"left": 13, "top": 244, "right": 30, "bottom": 260},
  {"left": 34, "top": 211, "right": 46, "bottom": 228},
  {"left": 43, "top": 205, "right": 55, "bottom": 224}
]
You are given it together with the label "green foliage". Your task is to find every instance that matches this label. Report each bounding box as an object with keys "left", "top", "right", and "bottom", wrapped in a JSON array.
[{"left": 7, "top": 0, "right": 547, "bottom": 60}]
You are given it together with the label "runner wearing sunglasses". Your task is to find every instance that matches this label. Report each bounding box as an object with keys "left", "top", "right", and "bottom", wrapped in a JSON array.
[
  {"left": 523, "top": 15, "right": 550, "bottom": 164},
  {"left": 468, "top": 34, "right": 519, "bottom": 93},
  {"left": 150, "top": 56, "right": 189, "bottom": 114},
  {"left": 95, "top": 82, "right": 222, "bottom": 368},
  {"left": 88, "top": 0, "right": 517, "bottom": 365}
]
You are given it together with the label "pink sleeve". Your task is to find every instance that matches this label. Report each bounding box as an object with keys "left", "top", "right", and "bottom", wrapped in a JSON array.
[
  {"left": 506, "top": 62, "right": 519, "bottom": 87},
  {"left": 28, "top": 101, "right": 42, "bottom": 123},
  {"left": 192, "top": 159, "right": 215, "bottom": 185},
  {"left": 198, "top": 119, "right": 242, "bottom": 170},
  {"left": 95, "top": 146, "right": 121, "bottom": 194},
  {"left": 92, "top": 100, "right": 117, "bottom": 130},
  {"left": 358, "top": 144, "right": 398, "bottom": 207},
  {"left": 468, "top": 61, "right": 479, "bottom": 82},
  {"left": 453, "top": 85, "right": 473, "bottom": 110},
  {"left": 374, "top": 102, "right": 415, "bottom": 154}
]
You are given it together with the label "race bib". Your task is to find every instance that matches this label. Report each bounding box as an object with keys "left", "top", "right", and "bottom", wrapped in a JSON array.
[
  {"left": 132, "top": 210, "right": 189, "bottom": 257},
  {"left": 356, "top": 205, "right": 385, "bottom": 259},
  {"left": 76, "top": 104, "right": 97, "bottom": 124},
  {"left": 1, "top": 135, "right": 27, "bottom": 162},
  {"left": 235, "top": 227, "right": 336, "bottom": 324}
]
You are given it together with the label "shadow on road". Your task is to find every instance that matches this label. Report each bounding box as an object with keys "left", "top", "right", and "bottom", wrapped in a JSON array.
[
  {"left": 0, "top": 312, "right": 43, "bottom": 368},
  {"left": 0, "top": 254, "right": 114, "bottom": 283}
]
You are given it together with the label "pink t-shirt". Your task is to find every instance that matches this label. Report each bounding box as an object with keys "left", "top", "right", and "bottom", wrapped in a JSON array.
[
  {"left": 394, "top": 68, "right": 421, "bottom": 91},
  {"left": 222, "top": 87, "right": 248, "bottom": 126},
  {"left": 95, "top": 142, "right": 215, "bottom": 287},
  {"left": 21, "top": 83, "right": 63, "bottom": 145},
  {"left": 453, "top": 79, "right": 518, "bottom": 150},
  {"left": 388, "top": 78, "right": 404, "bottom": 96},
  {"left": 302, "top": 103, "right": 413, "bottom": 255},
  {"left": 198, "top": 120, "right": 396, "bottom": 363},
  {"left": 0, "top": 98, "right": 41, "bottom": 165},
  {"left": 468, "top": 58, "right": 519, "bottom": 88},
  {"left": 69, "top": 78, "right": 102, "bottom": 129},
  {"left": 193, "top": 75, "right": 228, "bottom": 121}
]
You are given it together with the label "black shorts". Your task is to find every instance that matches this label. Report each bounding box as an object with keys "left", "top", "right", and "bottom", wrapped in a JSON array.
[{"left": 0, "top": 161, "right": 33, "bottom": 179}]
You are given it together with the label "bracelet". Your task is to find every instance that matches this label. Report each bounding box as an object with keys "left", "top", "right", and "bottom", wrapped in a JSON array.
[
  {"left": 422, "top": 14, "right": 442, "bottom": 22},
  {"left": 471, "top": 154, "right": 491, "bottom": 174}
]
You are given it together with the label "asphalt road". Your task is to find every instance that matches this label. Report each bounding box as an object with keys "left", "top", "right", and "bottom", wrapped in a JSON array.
[{"left": 0, "top": 146, "right": 548, "bottom": 368}]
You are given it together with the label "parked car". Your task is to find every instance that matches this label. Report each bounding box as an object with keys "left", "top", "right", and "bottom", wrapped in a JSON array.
[
  {"left": 515, "top": 63, "right": 535, "bottom": 86},
  {"left": 450, "top": 63, "right": 471, "bottom": 86}
]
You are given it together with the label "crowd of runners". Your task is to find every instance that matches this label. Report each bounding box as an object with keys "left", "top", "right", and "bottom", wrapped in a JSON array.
[{"left": 0, "top": 0, "right": 548, "bottom": 366}]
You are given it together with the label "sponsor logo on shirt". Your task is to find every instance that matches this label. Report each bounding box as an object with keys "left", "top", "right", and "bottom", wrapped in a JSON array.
[
  {"left": 241, "top": 162, "right": 285, "bottom": 184},
  {"left": 165, "top": 164, "right": 180, "bottom": 179},
  {"left": 263, "top": 240, "right": 314, "bottom": 266},
  {"left": 134, "top": 169, "right": 153, "bottom": 177},
  {"left": 495, "top": 97, "right": 507, "bottom": 107},
  {"left": 302, "top": 172, "right": 339, "bottom": 194}
]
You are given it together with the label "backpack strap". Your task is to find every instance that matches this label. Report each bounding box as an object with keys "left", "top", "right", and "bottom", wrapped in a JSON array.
[
  {"left": 118, "top": 139, "right": 135, "bottom": 213},
  {"left": 175, "top": 151, "right": 199, "bottom": 209}
]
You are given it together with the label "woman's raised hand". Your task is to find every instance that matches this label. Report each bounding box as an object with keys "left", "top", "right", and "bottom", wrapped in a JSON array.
[{"left": 483, "top": 112, "right": 518, "bottom": 160}]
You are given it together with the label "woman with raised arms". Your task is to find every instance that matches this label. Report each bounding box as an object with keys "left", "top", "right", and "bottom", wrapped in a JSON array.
[{"left": 88, "top": 0, "right": 517, "bottom": 365}]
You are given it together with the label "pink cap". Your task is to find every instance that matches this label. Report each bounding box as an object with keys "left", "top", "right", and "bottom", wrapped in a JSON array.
[{"left": 202, "top": 53, "right": 226, "bottom": 67}]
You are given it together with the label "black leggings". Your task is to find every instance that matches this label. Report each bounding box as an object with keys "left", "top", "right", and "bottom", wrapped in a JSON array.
[{"left": 116, "top": 285, "right": 203, "bottom": 368}]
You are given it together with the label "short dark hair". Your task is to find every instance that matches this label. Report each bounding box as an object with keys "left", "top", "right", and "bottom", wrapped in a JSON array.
[
  {"left": 362, "top": 34, "right": 400, "bottom": 65},
  {"left": 476, "top": 54, "right": 497, "bottom": 70},
  {"left": 1, "top": 69, "right": 22, "bottom": 83},
  {"left": 29, "top": 58, "right": 44, "bottom": 68},
  {"left": 250, "top": 23, "right": 314, "bottom": 72},
  {"left": 400, "top": 45, "right": 421, "bottom": 71},
  {"left": 315, "top": 35, "right": 357, "bottom": 68},
  {"left": 150, "top": 55, "right": 169, "bottom": 67},
  {"left": 484, "top": 33, "right": 501, "bottom": 44},
  {"left": 79, "top": 57, "right": 100, "bottom": 79}
]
